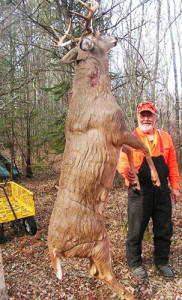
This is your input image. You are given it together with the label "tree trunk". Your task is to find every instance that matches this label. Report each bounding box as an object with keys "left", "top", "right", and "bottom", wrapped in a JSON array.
[
  {"left": 26, "top": 116, "right": 33, "bottom": 178},
  {"left": 10, "top": 123, "right": 15, "bottom": 180},
  {"left": 173, "top": 0, "right": 182, "bottom": 166},
  {"left": 151, "top": 0, "right": 161, "bottom": 101},
  {"left": 167, "top": 0, "right": 181, "bottom": 164},
  {"left": 0, "top": 249, "right": 8, "bottom": 300}
]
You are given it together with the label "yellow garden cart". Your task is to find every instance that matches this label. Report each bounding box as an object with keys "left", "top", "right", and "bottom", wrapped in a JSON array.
[{"left": 0, "top": 181, "right": 37, "bottom": 242}]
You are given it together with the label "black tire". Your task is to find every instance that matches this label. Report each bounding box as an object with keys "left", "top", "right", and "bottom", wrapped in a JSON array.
[
  {"left": 23, "top": 216, "right": 37, "bottom": 235},
  {"left": 0, "top": 224, "right": 5, "bottom": 243}
]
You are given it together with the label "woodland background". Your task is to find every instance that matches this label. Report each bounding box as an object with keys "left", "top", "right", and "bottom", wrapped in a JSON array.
[
  {"left": 0, "top": 0, "right": 182, "bottom": 176},
  {"left": 0, "top": 1, "right": 182, "bottom": 299}
]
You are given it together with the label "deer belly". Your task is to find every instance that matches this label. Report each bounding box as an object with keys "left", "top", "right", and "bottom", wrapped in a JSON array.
[
  {"left": 48, "top": 196, "right": 107, "bottom": 258},
  {"left": 61, "top": 139, "right": 119, "bottom": 193}
]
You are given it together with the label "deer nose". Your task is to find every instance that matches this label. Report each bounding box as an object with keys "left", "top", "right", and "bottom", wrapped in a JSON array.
[{"left": 114, "top": 37, "right": 118, "bottom": 46}]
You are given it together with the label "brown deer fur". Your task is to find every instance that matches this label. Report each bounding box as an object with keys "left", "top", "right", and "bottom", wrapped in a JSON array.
[{"left": 48, "top": 32, "right": 160, "bottom": 300}]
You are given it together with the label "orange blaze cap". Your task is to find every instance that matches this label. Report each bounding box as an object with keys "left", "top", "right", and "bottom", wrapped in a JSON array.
[{"left": 137, "top": 101, "right": 157, "bottom": 114}]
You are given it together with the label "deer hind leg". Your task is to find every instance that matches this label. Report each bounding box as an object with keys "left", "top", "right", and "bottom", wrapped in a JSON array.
[
  {"left": 89, "top": 239, "right": 135, "bottom": 300},
  {"left": 49, "top": 247, "right": 63, "bottom": 280}
]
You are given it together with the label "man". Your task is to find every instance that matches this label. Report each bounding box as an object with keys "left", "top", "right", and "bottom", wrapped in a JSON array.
[{"left": 118, "top": 101, "right": 180, "bottom": 279}]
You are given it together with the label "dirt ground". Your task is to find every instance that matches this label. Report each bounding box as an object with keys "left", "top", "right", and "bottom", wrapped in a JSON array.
[{"left": 1, "top": 168, "right": 182, "bottom": 300}]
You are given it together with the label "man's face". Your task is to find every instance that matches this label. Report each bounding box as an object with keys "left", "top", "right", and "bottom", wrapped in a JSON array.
[{"left": 138, "top": 111, "right": 156, "bottom": 133}]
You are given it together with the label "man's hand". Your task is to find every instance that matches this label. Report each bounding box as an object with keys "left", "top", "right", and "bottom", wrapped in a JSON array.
[
  {"left": 127, "top": 168, "right": 140, "bottom": 191},
  {"left": 126, "top": 168, "right": 137, "bottom": 182},
  {"left": 171, "top": 189, "right": 180, "bottom": 203}
]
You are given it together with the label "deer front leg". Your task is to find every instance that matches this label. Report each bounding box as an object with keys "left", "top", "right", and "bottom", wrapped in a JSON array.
[
  {"left": 122, "top": 131, "right": 161, "bottom": 187},
  {"left": 122, "top": 145, "right": 140, "bottom": 191},
  {"left": 144, "top": 152, "right": 160, "bottom": 186}
]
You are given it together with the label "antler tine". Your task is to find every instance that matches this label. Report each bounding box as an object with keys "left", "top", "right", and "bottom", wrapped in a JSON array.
[
  {"left": 78, "top": 0, "right": 99, "bottom": 14},
  {"left": 70, "top": 0, "right": 99, "bottom": 30},
  {"left": 51, "top": 19, "right": 72, "bottom": 48}
]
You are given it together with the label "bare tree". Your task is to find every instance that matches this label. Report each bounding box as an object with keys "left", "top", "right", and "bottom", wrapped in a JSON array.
[
  {"left": 151, "top": 0, "right": 161, "bottom": 101},
  {"left": 0, "top": 249, "right": 8, "bottom": 300},
  {"left": 173, "top": 0, "right": 182, "bottom": 163},
  {"left": 167, "top": 0, "right": 181, "bottom": 164}
]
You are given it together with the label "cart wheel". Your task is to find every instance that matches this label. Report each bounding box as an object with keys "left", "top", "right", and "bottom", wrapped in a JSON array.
[
  {"left": 23, "top": 217, "right": 37, "bottom": 235},
  {"left": 0, "top": 224, "right": 5, "bottom": 243}
]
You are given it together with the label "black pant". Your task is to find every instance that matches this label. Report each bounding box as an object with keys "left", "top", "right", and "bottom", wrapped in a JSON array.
[{"left": 126, "top": 185, "right": 173, "bottom": 268}]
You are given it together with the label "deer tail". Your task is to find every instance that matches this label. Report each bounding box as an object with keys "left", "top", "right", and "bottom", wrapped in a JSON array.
[{"left": 49, "top": 247, "right": 63, "bottom": 280}]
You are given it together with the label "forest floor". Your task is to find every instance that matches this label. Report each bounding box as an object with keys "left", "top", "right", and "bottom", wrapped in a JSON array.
[{"left": 1, "top": 160, "right": 182, "bottom": 300}]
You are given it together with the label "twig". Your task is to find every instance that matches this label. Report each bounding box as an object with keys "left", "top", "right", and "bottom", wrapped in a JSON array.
[{"left": 0, "top": 0, "right": 24, "bottom": 25}]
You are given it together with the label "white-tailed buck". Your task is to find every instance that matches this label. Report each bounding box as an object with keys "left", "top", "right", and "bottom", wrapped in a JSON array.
[{"left": 48, "top": 1, "right": 160, "bottom": 299}]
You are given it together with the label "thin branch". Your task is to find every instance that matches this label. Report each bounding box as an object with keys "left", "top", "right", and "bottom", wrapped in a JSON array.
[
  {"left": 118, "top": 36, "right": 150, "bottom": 76},
  {"left": 0, "top": 76, "right": 35, "bottom": 97},
  {"left": 99, "top": 0, "right": 151, "bottom": 32},
  {"left": 0, "top": 0, "right": 24, "bottom": 25},
  {"left": 160, "top": 9, "right": 182, "bottom": 43}
]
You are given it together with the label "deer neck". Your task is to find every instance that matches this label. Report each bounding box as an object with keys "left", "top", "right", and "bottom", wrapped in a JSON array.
[{"left": 72, "top": 55, "right": 111, "bottom": 98}]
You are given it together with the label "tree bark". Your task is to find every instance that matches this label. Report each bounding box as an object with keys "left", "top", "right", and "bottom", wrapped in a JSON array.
[
  {"left": 173, "top": 0, "right": 182, "bottom": 165},
  {"left": 151, "top": 0, "right": 161, "bottom": 101},
  {"left": 167, "top": 0, "right": 181, "bottom": 164},
  {"left": 0, "top": 249, "right": 8, "bottom": 300}
]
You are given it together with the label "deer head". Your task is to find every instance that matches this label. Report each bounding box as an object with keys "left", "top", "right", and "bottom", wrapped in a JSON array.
[{"left": 51, "top": 0, "right": 117, "bottom": 65}]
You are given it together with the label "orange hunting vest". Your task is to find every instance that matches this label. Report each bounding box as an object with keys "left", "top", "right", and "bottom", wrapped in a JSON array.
[{"left": 117, "top": 127, "right": 180, "bottom": 190}]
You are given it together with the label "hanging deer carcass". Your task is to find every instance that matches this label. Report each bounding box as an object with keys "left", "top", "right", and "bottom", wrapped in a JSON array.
[{"left": 48, "top": 1, "right": 160, "bottom": 299}]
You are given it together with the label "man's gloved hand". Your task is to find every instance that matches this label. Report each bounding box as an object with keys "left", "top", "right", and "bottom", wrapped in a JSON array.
[{"left": 126, "top": 169, "right": 137, "bottom": 182}]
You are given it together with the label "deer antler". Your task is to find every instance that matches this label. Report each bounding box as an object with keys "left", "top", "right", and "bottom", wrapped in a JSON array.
[
  {"left": 70, "top": 0, "right": 99, "bottom": 31},
  {"left": 51, "top": 0, "right": 99, "bottom": 48},
  {"left": 51, "top": 19, "right": 72, "bottom": 48}
]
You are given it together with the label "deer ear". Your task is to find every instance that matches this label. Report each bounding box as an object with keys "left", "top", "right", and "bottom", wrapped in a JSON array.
[
  {"left": 80, "top": 37, "right": 94, "bottom": 51},
  {"left": 61, "top": 47, "right": 78, "bottom": 64}
]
